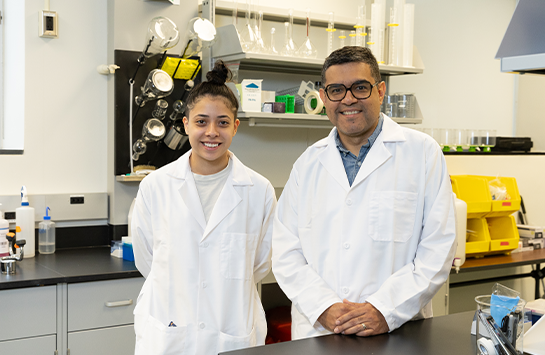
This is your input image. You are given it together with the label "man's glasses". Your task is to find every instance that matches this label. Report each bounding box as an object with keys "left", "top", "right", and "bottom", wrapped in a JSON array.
[{"left": 324, "top": 80, "right": 381, "bottom": 102}]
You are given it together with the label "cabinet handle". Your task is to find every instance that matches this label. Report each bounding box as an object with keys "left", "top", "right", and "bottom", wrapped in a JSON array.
[{"left": 105, "top": 299, "right": 133, "bottom": 307}]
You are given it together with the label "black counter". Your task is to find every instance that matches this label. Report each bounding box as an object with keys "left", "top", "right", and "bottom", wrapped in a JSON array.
[
  {"left": 0, "top": 247, "right": 141, "bottom": 290},
  {"left": 223, "top": 312, "right": 478, "bottom": 355}
]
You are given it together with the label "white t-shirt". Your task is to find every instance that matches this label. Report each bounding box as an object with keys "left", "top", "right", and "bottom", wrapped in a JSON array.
[{"left": 192, "top": 159, "right": 233, "bottom": 223}]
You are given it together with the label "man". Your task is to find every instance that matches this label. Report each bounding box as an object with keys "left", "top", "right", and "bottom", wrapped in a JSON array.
[{"left": 272, "top": 46, "right": 457, "bottom": 339}]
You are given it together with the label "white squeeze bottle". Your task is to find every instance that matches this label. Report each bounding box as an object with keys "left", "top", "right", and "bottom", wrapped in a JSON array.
[
  {"left": 16, "top": 186, "right": 35, "bottom": 258},
  {"left": 39, "top": 207, "right": 56, "bottom": 254},
  {"left": 0, "top": 203, "right": 9, "bottom": 257}
]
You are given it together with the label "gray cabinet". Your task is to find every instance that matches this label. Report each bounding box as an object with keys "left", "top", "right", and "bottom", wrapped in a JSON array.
[
  {"left": 0, "top": 285, "right": 57, "bottom": 353},
  {"left": 0, "top": 277, "right": 144, "bottom": 355},
  {"left": 66, "top": 277, "right": 144, "bottom": 354}
]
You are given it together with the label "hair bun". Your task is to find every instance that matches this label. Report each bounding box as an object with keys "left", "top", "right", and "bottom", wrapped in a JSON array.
[{"left": 206, "top": 60, "right": 231, "bottom": 85}]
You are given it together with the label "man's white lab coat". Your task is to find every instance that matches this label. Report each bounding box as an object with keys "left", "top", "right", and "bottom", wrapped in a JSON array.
[
  {"left": 272, "top": 116, "right": 457, "bottom": 339},
  {"left": 132, "top": 151, "right": 276, "bottom": 355}
]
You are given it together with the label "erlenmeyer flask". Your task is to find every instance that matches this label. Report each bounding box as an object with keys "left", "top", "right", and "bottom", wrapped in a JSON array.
[
  {"left": 297, "top": 9, "right": 317, "bottom": 58},
  {"left": 240, "top": 0, "right": 256, "bottom": 52}
]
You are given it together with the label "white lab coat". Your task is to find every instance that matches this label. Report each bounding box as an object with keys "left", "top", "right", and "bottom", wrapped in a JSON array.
[
  {"left": 272, "top": 116, "right": 457, "bottom": 339},
  {"left": 132, "top": 151, "right": 276, "bottom": 355}
]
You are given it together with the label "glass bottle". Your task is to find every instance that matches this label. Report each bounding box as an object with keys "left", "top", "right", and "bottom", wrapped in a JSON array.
[{"left": 297, "top": 9, "right": 317, "bottom": 58}]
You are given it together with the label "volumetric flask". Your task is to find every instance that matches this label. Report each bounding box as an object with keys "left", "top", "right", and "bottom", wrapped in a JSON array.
[{"left": 152, "top": 99, "right": 168, "bottom": 120}]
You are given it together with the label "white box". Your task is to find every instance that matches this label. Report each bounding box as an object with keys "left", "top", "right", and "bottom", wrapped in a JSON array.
[
  {"left": 517, "top": 224, "right": 543, "bottom": 239},
  {"left": 261, "top": 90, "right": 276, "bottom": 103},
  {"left": 241, "top": 79, "right": 263, "bottom": 112}
]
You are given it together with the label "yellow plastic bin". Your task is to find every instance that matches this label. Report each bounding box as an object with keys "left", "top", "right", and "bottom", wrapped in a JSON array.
[
  {"left": 487, "top": 215, "right": 520, "bottom": 255},
  {"left": 466, "top": 218, "right": 491, "bottom": 257},
  {"left": 451, "top": 175, "right": 492, "bottom": 219},
  {"left": 480, "top": 176, "right": 521, "bottom": 218}
]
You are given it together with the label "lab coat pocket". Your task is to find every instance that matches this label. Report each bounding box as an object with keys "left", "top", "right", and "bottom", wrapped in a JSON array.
[
  {"left": 368, "top": 191, "right": 417, "bottom": 242},
  {"left": 220, "top": 233, "right": 258, "bottom": 280},
  {"left": 135, "top": 314, "right": 186, "bottom": 355},
  {"left": 217, "top": 325, "right": 257, "bottom": 353}
]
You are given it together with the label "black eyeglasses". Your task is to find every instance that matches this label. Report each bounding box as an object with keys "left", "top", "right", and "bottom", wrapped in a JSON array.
[{"left": 324, "top": 80, "right": 381, "bottom": 102}]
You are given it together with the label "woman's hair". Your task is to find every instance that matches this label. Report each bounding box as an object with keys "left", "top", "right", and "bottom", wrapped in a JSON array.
[{"left": 185, "top": 60, "right": 239, "bottom": 118}]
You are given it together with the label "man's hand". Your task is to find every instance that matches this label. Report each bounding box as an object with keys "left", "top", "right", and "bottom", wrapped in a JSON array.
[
  {"left": 317, "top": 303, "right": 356, "bottom": 332},
  {"left": 333, "top": 299, "right": 389, "bottom": 336}
]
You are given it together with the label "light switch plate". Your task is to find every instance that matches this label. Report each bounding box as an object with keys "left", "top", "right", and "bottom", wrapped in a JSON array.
[{"left": 39, "top": 10, "right": 58, "bottom": 38}]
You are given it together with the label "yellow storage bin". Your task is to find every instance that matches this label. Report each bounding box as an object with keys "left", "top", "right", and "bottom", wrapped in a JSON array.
[
  {"left": 451, "top": 175, "right": 492, "bottom": 219},
  {"left": 466, "top": 218, "right": 491, "bottom": 257},
  {"left": 480, "top": 176, "right": 521, "bottom": 218},
  {"left": 487, "top": 215, "right": 520, "bottom": 255}
]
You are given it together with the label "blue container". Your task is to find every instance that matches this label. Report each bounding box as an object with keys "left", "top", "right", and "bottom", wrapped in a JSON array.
[{"left": 122, "top": 243, "right": 134, "bottom": 261}]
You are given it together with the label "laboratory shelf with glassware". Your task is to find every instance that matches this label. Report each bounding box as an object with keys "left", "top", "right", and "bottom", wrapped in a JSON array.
[{"left": 202, "top": 0, "right": 425, "bottom": 128}]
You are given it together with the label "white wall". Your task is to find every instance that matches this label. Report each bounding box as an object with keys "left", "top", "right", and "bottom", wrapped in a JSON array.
[
  {"left": 515, "top": 75, "right": 545, "bottom": 151},
  {"left": 0, "top": 0, "right": 108, "bottom": 195}
]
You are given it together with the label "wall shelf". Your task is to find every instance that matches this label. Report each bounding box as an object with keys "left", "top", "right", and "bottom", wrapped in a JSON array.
[
  {"left": 212, "top": 25, "right": 424, "bottom": 76},
  {"left": 116, "top": 175, "right": 146, "bottom": 182}
]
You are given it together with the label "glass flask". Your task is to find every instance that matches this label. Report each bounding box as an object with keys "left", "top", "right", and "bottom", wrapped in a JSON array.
[
  {"left": 280, "top": 9, "right": 297, "bottom": 56},
  {"left": 140, "top": 17, "right": 180, "bottom": 61},
  {"left": 268, "top": 27, "right": 279, "bottom": 54},
  {"left": 169, "top": 100, "right": 185, "bottom": 120},
  {"left": 152, "top": 99, "right": 168, "bottom": 120},
  {"left": 297, "top": 9, "right": 317, "bottom": 58},
  {"left": 180, "top": 17, "right": 217, "bottom": 58},
  {"left": 132, "top": 118, "right": 166, "bottom": 161},
  {"left": 253, "top": 11, "right": 267, "bottom": 53},
  {"left": 240, "top": 0, "right": 256, "bottom": 52},
  {"left": 135, "top": 69, "right": 174, "bottom": 107}
]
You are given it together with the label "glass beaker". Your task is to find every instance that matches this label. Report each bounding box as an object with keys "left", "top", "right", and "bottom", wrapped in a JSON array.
[
  {"left": 297, "top": 9, "right": 317, "bottom": 58},
  {"left": 467, "top": 130, "right": 480, "bottom": 152},
  {"left": 152, "top": 99, "right": 168, "bottom": 120},
  {"left": 480, "top": 130, "right": 497, "bottom": 153},
  {"left": 453, "top": 129, "right": 467, "bottom": 152},
  {"left": 439, "top": 128, "right": 454, "bottom": 152},
  {"left": 475, "top": 295, "right": 525, "bottom": 355},
  {"left": 394, "top": 93, "right": 415, "bottom": 118},
  {"left": 382, "top": 95, "right": 397, "bottom": 117}
]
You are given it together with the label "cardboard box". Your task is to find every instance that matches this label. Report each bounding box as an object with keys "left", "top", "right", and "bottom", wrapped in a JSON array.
[{"left": 241, "top": 79, "right": 263, "bottom": 112}]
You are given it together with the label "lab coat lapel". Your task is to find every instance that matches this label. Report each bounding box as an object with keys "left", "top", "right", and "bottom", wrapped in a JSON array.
[
  {"left": 317, "top": 129, "right": 350, "bottom": 192},
  {"left": 167, "top": 151, "right": 207, "bottom": 232},
  {"left": 201, "top": 154, "right": 249, "bottom": 241},
  {"left": 351, "top": 116, "right": 406, "bottom": 188}
]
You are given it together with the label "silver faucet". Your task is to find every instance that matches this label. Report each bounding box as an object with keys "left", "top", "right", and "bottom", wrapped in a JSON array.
[{"left": 1, "top": 233, "right": 26, "bottom": 275}]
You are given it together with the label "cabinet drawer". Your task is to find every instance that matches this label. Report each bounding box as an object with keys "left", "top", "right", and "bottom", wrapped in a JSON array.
[
  {"left": 68, "top": 324, "right": 135, "bottom": 355},
  {"left": 0, "top": 286, "right": 56, "bottom": 342},
  {"left": 68, "top": 277, "right": 144, "bottom": 331},
  {"left": 0, "top": 334, "right": 56, "bottom": 354}
]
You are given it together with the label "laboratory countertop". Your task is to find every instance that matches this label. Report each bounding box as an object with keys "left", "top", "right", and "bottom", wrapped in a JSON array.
[{"left": 0, "top": 247, "right": 141, "bottom": 290}]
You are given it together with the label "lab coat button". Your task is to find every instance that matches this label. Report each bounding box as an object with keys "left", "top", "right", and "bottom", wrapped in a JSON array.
[
  {"left": 344, "top": 243, "right": 350, "bottom": 249},
  {"left": 342, "top": 287, "right": 349, "bottom": 294},
  {"left": 203, "top": 242, "right": 209, "bottom": 248},
  {"left": 202, "top": 282, "right": 207, "bottom": 288},
  {"left": 346, "top": 199, "right": 352, "bottom": 206},
  {"left": 199, "top": 322, "right": 205, "bottom": 329}
]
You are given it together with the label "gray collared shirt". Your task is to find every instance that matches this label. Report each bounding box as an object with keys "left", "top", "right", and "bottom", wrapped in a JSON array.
[{"left": 335, "top": 114, "right": 384, "bottom": 186}]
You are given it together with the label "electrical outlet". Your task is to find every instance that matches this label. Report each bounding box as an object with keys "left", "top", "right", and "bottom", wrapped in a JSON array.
[
  {"left": 70, "top": 196, "right": 85, "bottom": 205},
  {"left": 4, "top": 211, "right": 15, "bottom": 220},
  {"left": 39, "top": 10, "right": 58, "bottom": 38}
]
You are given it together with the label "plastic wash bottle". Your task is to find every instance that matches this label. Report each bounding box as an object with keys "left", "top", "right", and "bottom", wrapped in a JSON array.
[
  {"left": 16, "top": 186, "right": 35, "bottom": 258},
  {"left": 39, "top": 207, "right": 56, "bottom": 254},
  {"left": 0, "top": 203, "right": 9, "bottom": 257}
]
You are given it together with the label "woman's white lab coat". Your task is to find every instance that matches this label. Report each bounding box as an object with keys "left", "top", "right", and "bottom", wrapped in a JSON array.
[
  {"left": 272, "top": 116, "right": 457, "bottom": 339},
  {"left": 132, "top": 151, "right": 276, "bottom": 355}
]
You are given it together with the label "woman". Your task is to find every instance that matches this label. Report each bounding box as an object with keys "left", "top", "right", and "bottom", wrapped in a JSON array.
[{"left": 132, "top": 61, "right": 276, "bottom": 355}]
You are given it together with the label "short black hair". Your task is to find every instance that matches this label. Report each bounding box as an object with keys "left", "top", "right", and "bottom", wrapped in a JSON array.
[
  {"left": 321, "top": 46, "right": 382, "bottom": 85},
  {"left": 185, "top": 60, "right": 239, "bottom": 118}
]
